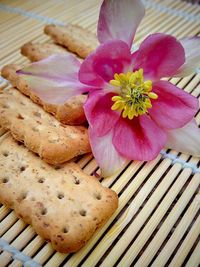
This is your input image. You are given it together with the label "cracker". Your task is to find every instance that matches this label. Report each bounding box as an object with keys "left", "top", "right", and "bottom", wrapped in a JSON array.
[
  {"left": 21, "top": 42, "right": 69, "bottom": 62},
  {"left": 0, "top": 134, "right": 118, "bottom": 253},
  {"left": 0, "top": 88, "right": 90, "bottom": 164},
  {"left": 44, "top": 24, "right": 98, "bottom": 58},
  {"left": 1, "top": 64, "right": 87, "bottom": 125}
]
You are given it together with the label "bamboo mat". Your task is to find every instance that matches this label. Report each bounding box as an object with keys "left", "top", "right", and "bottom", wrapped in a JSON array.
[{"left": 0, "top": 0, "right": 200, "bottom": 266}]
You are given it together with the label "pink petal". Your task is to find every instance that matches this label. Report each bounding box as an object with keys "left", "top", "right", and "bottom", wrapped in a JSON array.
[
  {"left": 18, "top": 54, "right": 81, "bottom": 80},
  {"left": 133, "top": 33, "right": 185, "bottom": 80},
  {"left": 149, "top": 81, "right": 199, "bottom": 130},
  {"left": 175, "top": 37, "right": 200, "bottom": 77},
  {"left": 17, "top": 55, "right": 93, "bottom": 104},
  {"left": 113, "top": 115, "right": 167, "bottom": 161},
  {"left": 97, "top": 0, "right": 145, "bottom": 48},
  {"left": 79, "top": 40, "right": 131, "bottom": 85},
  {"left": 84, "top": 91, "right": 120, "bottom": 137},
  {"left": 166, "top": 119, "right": 200, "bottom": 156},
  {"left": 89, "top": 127, "right": 128, "bottom": 177}
]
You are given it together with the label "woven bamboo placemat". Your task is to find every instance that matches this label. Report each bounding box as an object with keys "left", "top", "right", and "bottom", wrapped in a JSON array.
[{"left": 0, "top": 0, "right": 200, "bottom": 266}]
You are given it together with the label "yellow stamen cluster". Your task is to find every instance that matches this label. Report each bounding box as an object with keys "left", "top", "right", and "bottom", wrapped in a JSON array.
[{"left": 109, "top": 69, "right": 158, "bottom": 120}]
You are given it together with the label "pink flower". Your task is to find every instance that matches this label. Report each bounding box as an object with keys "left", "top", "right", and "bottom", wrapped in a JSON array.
[{"left": 18, "top": 0, "right": 200, "bottom": 177}]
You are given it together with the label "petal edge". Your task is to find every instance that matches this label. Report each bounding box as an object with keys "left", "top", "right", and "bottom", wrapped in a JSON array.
[
  {"left": 89, "top": 128, "right": 128, "bottom": 177},
  {"left": 166, "top": 119, "right": 200, "bottom": 156},
  {"left": 175, "top": 37, "right": 200, "bottom": 77}
]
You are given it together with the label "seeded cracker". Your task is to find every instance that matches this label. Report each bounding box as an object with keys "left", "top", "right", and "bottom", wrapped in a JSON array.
[
  {"left": 0, "top": 134, "right": 118, "bottom": 252},
  {"left": 0, "top": 88, "right": 90, "bottom": 164},
  {"left": 44, "top": 24, "right": 99, "bottom": 58},
  {"left": 21, "top": 42, "right": 69, "bottom": 62}
]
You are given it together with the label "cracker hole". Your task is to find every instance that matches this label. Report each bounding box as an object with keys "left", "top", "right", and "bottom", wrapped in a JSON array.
[
  {"left": 32, "top": 126, "right": 39, "bottom": 132},
  {"left": 21, "top": 192, "right": 27, "bottom": 200},
  {"left": 17, "top": 141, "right": 23, "bottom": 146},
  {"left": 20, "top": 166, "right": 26, "bottom": 172},
  {"left": 2, "top": 177, "right": 9, "bottom": 183},
  {"left": 94, "top": 193, "right": 102, "bottom": 200},
  {"left": 3, "top": 104, "right": 9, "bottom": 108},
  {"left": 74, "top": 177, "right": 80, "bottom": 185},
  {"left": 41, "top": 165, "right": 46, "bottom": 170},
  {"left": 79, "top": 209, "right": 87, "bottom": 217},
  {"left": 33, "top": 111, "right": 41, "bottom": 118},
  {"left": 41, "top": 208, "right": 47, "bottom": 215},
  {"left": 57, "top": 193, "right": 64, "bottom": 199},
  {"left": 62, "top": 227, "right": 69, "bottom": 233},
  {"left": 55, "top": 166, "right": 62, "bottom": 170},
  {"left": 17, "top": 114, "right": 24, "bottom": 120},
  {"left": 38, "top": 178, "right": 45, "bottom": 183},
  {"left": 2, "top": 151, "right": 9, "bottom": 157}
]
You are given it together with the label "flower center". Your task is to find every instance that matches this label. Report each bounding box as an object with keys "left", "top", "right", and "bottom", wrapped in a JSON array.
[{"left": 109, "top": 69, "right": 158, "bottom": 120}]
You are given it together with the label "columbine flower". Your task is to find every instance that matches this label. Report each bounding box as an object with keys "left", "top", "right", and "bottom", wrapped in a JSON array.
[{"left": 18, "top": 0, "right": 200, "bottom": 177}]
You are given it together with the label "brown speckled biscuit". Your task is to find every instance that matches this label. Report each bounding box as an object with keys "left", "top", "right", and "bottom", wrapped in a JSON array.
[
  {"left": 0, "top": 88, "right": 90, "bottom": 164},
  {"left": 1, "top": 64, "right": 86, "bottom": 125},
  {"left": 0, "top": 134, "right": 118, "bottom": 253},
  {"left": 21, "top": 42, "right": 69, "bottom": 62},
  {"left": 44, "top": 24, "right": 99, "bottom": 58}
]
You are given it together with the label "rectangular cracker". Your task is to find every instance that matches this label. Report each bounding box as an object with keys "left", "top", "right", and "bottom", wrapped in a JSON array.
[
  {"left": 0, "top": 134, "right": 118, "bottom": 253},
  {"left": 1, "top": 64, "right": 87, "bottom": 125},
  {"left": 21, "top": 42, "right": 69, "bottom": 62},
  {"left": 44, "top": 24, "right": 99, "bottom": 58},
  {"left": 0, "top": 87, "right": 90, "bottom": 164}
]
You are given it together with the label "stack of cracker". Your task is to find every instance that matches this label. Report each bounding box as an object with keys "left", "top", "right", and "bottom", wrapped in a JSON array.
[{"left": 0, "top": 24, "right": 118, "bottom": 253}]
